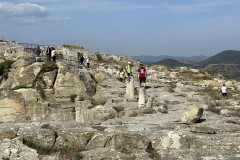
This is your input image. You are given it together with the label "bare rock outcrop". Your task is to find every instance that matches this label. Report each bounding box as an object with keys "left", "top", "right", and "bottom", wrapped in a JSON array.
[{"left": 1, "top": 39, "right": 240, "bottom": 159}]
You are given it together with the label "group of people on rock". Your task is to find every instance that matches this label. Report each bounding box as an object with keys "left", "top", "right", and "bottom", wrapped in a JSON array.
[
  {"left": 35, "top": 45, "right": 57, "bottom": 63},
  {"left": 45, "top": 46, "right": 57, "bottom": 63},
  {"left": 78, "top": 53, "right": 90, "bottom": 68},
  {"left": 119, "top": 62, "right": 147, "bottom": 88},
  {"left": 119, "top": 62, "right": 229, "bottom": 98},
  {"left": 38, "top": 46, "right": 228, "bottom": 97}
]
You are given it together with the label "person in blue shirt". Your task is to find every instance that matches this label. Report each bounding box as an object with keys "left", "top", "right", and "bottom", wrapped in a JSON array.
[{"left": 128, "top": 72, "right": 133, "bottom": 82}]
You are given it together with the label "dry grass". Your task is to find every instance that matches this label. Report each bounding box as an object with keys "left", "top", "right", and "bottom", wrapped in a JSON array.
[
  {"left": 62, "top": 44, "right": 84, "bottom": 49},
  {"left": 203, "top": 80, "right": 222, "bottom": 87},
  {"left": 199, "top": 86, "right": 222, "bottom": 100},
  {"left": 169, "top": 82, "right": 177, "bottom": 89},
  {"left": 113, "top": 106, "right": 125, "bottom": 113},
  {"left": 87, "top": 96, "right": 106, "bottom": 107},
  {"left": 151, "top": 65, "right": 170, "bottom": 72},
  {"left": 179, "top": 70, "right": 215, "bottom": 83}
]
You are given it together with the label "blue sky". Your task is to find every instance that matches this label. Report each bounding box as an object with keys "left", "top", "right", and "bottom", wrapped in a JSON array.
[{"left": 1, "top": 0, "right": 240, "bottom": 57}]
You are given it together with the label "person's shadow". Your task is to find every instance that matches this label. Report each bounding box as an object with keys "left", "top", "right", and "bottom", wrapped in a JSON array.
[{"left": 145, "top": 86, "right": 151, "bottom": 90}]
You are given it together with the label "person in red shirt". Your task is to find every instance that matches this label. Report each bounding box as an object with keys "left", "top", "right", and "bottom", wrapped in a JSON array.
[{"left": 137, "top": 63, "right": 147, "bottom": 88}]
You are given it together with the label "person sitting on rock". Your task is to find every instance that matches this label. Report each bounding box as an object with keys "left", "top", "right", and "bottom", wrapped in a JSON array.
[{"left": 119, "top": 68, "right": 126, "bottom": 83}]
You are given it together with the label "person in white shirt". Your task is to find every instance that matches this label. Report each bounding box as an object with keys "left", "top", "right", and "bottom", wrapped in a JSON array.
[
  {"left": 220, "top": 84, "right": 227, "bottom": 98},
  {"left": 86, "top": 57, "right": 90, "bottom": 68},
  {"left": 51, "top": 47, "right": 57, "bottom": 63}
]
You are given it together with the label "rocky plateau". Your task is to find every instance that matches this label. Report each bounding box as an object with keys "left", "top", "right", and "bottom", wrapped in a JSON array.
[{"left": 0, "top": 38, "right": 240, "bottom": 160}]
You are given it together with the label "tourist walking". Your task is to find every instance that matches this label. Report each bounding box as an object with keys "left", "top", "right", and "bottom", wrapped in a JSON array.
[
  {"left": 125, "top": 62, "right": 132, "bottom": 76},
  {"left": 128, "top": 72, "right": 133, "bottom": 82},
  {"left": 45, "top": 46, "right": 51, "bottom": 61},
  {"left": 137, "top": 63, "right": 147, "bottom": 88},
  {"left": 220, "top": 84, "right": 227, "bottom": 99},
  {"left": 51, "top": 47, "right": 57, "bottom": 63},
  {"left": 119, "top": 68, "right": 126, "bottom": 83},
  {"left": 79, "top": 53, "right": 84, "bottom": 65},
  {"left": 86, "top": 57, "right": 90, "bottom": 68},
  {"left": 36, "top": 45, "right": 41, "bottom": 57}
]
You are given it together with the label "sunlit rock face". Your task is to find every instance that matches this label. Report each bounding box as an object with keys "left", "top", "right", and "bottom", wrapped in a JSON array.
[{"left": 1, "top": 39, "right": 240, "bottom": 159}]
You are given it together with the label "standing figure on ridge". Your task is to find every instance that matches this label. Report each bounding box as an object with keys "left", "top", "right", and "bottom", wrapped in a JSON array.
[
  {"left": 125, "top": 61, "right": 132, "bottom": 77},
  {"left": 86, "top": 57, "right": 90, "bottom": 68},
  {"left": 220, "top": 84, "right": 227, "bottom": 99},
  {"left": 45, "top": 46, "right": 52, "bottom": 61},
  {"left": 79, "top": 53, "right": 84, "bottom": 65},
  {"left": 137, "top": 63, "right": 147, "bottom": 88},
  {"left": 36, "top": 45, "right": 41, "bottom": 57},
  {"left": 51, "top": 47, "right": 57, "bottom": 63}
]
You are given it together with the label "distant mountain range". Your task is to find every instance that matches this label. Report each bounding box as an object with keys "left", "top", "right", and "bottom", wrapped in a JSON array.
[
  {"left": 132, "top": 55, "right": 209, "bottom": 63},
  {"left": 196, "top": 50, "right": 240, "bottom": 67},
  {"left": 141, "top": 50, "right": 240, "bottom": 79},
  {"left": 152, "top": 58, "right": 192, "bottom": 68}
]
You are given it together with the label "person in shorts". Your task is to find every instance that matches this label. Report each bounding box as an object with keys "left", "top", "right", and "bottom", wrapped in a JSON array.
[
  {"left": 137, "top": 63, "right": 147, "bottom": 88},
  {"left": 220, "top": 84, "right": 227, "bottom": 98}
]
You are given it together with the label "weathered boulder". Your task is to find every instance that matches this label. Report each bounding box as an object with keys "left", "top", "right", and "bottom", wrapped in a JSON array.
[
  {"left": 0, "top": 91, "right": 26, "bottom": 122},
  {"left": 19, "top": 128, "right": 56, "bottom": 149},
  {"left": 0, "top": 62, "right": 42, "bottom": 90},
  {"left": 54, "top": 63, "right": 96, "bottom": 102},
  {"left": 0, "top": 126, "right": 18, "bottom": 140},
  {"left": 54, "top": 129, "right": 95, "bottom": 150},
  {"left": 76, "top": 103, "right": 117, "bottom": 124},
  {"left": 0, "top": 138, "right": 39, "bottom": 160},
  {"left": 86, "top": 129, "right": 149, "bottom": 154},
  {"left": 190, "top": 125, "right": 217, "bottom": 134},
  {"left": 181, "top": 106, "right": 204, "bottom": 123},
  {"left": 94, "top": 72, "right": 109, "bottom": 83},
  {"left": 43, "top": 69, "right": 58, "bottom": 89}
]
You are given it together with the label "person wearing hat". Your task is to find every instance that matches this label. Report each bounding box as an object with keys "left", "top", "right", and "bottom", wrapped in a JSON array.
[
  {"left": 125, "top": 61, "right": 132, "bottom": 77},
  {"left": 137, "top": 63, "right": 147, "bottom": 88}
]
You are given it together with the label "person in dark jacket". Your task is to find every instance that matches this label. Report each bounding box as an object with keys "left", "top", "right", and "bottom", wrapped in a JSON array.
[
  {"left": 36, "top": 45, "right": 41, "bottom": 57},
  {"left": 45, "top": 46, "right": 51, "bottom": 61},
  {"left": 79, "top": 53, "right": 84, "bottom": 65}
]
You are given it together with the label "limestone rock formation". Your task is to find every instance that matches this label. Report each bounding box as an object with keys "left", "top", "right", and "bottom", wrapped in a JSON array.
[{"left": 1, "top": 39, "right": 240, "bottom": 159}]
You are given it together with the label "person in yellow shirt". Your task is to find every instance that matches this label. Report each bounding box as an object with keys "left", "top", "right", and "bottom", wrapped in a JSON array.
[
  {"left": 125, "top": 61, "right": 131, "bottom": 77},
  {"left": 119, "top": 68, "right": 126, "bottom": 83}
]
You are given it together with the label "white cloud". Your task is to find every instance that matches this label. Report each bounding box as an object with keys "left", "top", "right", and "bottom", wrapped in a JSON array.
[
  {"left": 16, "top": 0, "right": 240, "bottom": 13},
  {"left": 0, "top": 1, "right": 70, "bottom": 23},
  {"left": 0, "top": 2, "right": 47, "bottom": 18},
  {"left": 17, "top": 0, "right": 157, "bottom": 12}
]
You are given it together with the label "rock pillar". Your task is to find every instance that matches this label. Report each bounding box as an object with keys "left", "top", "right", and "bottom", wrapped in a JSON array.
[
  {"left": 146, "top": 98, "right": 153, "bottom": 108},
  {"left": 138, "top": 88, "right": 146, "bottom": 107},
  {"left": 125, "top": 82, "right": 130, "bottom": 98},
  {"left": 125, "top": 78, "right": 136, "bottom": 101}
]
